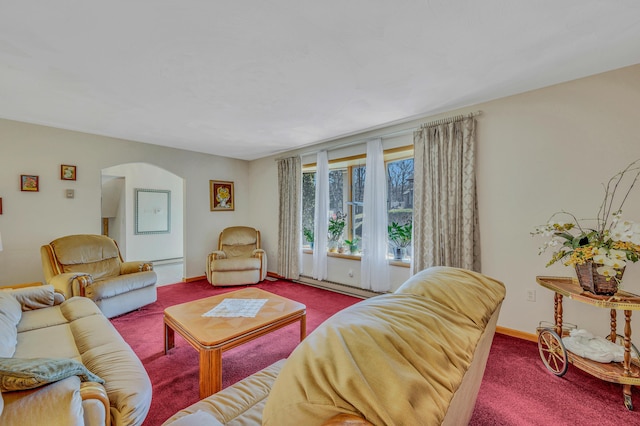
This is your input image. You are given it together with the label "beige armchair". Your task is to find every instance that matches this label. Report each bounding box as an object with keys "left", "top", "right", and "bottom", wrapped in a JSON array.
[
  {"left": 40, "top": 234, "right": 157, "bottom": 318},
  {"left": 206, "top": 226, "right": 267, "bottom": 286}
]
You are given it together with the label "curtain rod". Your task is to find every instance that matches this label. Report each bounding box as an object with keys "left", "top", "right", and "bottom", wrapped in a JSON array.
[
  {"left": 275, "top": 110, "right": 482, "bottom": 161},
  {"left": 419, "top": 110, "right": 482, "bottom": 129}
]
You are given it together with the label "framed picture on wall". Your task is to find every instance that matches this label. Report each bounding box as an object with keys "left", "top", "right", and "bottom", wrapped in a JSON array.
[
  {"left": 61, "top": 165, "right": 77, "bottom": 180},
  {"left": 20, "top": 175, "right": 39, "bottom": 192},
  {"left": 210, "top": 180, "right": 234, "bottom": 211}
]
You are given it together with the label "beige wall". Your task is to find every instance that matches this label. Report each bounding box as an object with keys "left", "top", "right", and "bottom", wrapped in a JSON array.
[
  {"left": 250, "top": 63, "right": 640, "bottom": 336},
  {"left": 0, "top": 121, "right": 250, "bottom": 284},
  {"left": 1, "top": 64, "right": 639, "bottom": 336}
]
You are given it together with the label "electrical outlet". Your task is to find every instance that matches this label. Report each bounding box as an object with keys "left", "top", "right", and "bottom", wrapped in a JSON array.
[
  {"left": 526, "top": 289, "right": 536, "bottom": 302},
  {"left": 348, "top": 269, "right": 354, "bottom": 277}
]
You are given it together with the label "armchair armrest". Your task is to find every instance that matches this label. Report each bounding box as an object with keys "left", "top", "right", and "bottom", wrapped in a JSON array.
[
  {"left": 49, "top": 272, "right": 93, "bottom": 299},
  {"left": 208, "top": 251, "right": 227, "bottom": 261},
  {"left": 121, "top": 261, "right": 153, "bottom": 275},
  {"left": 252, "top": 248, "right": 266, "bottom": 257}
]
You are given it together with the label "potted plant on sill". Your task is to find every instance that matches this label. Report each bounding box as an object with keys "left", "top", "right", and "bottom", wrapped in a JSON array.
[
  {"left": 344, "top": 238, "right": 360, "bottom": 255},
  {"left": 388, "top": 221, "right": 412, "bottom": 260},
  {"left": 303, "top": 227, "right": 314, "bottom": 249},
  {"left": 328, "top": 212, "right": 347, "bottom": 252}
]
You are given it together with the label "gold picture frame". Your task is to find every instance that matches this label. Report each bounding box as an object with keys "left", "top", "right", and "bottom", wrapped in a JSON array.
[
  {"left": 61, "top": 164, "right": 77, "bottom": 180},
  {"left": 210, "top": 180, "right": 234, "bottom": 211}
]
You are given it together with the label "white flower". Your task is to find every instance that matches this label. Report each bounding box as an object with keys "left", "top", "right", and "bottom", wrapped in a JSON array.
[
  {"left": 596, "top": 265, "right": 619, "bottom": 278},
  {"left": 609, "top": 249, "right": 627, "bottom": 260}
]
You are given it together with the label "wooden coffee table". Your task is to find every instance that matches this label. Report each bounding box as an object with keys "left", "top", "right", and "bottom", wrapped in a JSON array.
[{"left": 163, "top": 287, "right": 306, "bottom": 398}]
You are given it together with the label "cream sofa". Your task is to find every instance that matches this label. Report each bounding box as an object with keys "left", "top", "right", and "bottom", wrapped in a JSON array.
[
  {"left": 163, "top": 267, "right": 506, "bottom": 426},
  {"left": 41, "top": 234, "right": 158, "bottom": 318},
  {"left": 0, "top": 284, "right": 152, "bottom": 426}
]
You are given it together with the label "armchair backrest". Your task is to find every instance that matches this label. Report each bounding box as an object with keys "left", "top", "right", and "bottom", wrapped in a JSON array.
[
  {"left": 218, "top": 226, "right": 261, "bottom": 258},
  {"left": 41, "top": 234, "right": 124, "bottom": 282}
]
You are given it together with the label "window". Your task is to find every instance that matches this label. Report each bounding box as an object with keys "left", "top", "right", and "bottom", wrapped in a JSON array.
[
  {"left": 301, "top": 146, "right": 413, "bottom": 258},
  {"left": 302, "top": 172, "right": 315, "bottom": 246}
]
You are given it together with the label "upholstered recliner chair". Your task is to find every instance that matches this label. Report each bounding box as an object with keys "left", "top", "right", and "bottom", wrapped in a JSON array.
[
  {"left": 206, "top": 226, "right": 267, "bottom": 286},
  {"left": 40, "top": 234, "right": 157, "bottom": 318}
]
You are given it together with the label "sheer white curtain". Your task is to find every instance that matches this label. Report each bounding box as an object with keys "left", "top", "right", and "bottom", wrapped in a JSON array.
[
  {"left": 277, "top": 156, "right": 301, "bottom": 280},
  {"left": 312, "top": 151, "right": 329, "bottom": 280},
  {"left": 413, "top": 116, "right": 480, "bottom": 273},
  {"left": 361, "top": 139, "right": 390, "bottom": 292}
]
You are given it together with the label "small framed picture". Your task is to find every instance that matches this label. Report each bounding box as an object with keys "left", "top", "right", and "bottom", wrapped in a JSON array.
[
  {"left": 0, "top": 197, "right": 3, "bottom": 214},
  {"left": 210, "top": 180, "right": 234, "bottom": 211},
  {"left": 61, "top": 165, "right": 77, "bottom": 181},
  {"left": 20, "top": 175, "right": 39, "bottom": 192}
]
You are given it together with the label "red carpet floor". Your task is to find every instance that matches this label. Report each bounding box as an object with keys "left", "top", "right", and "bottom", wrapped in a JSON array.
[
  {"left": 111, "top": 279, "right": 360, "bottom": 426},
  {"left": 112, "top": 279, "right": 640, "bottom": 426}
]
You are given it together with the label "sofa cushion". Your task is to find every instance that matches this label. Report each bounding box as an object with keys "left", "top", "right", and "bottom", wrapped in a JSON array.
[
  {"left": 51, "top": 234, "right": 122, "bottom": 280},
  {"left": 221, "top": 244, "right": 257, "bottom": 259},
  {"left": 85, "top": 271, "right": 157, "bottom": 301},
  {"left": 0, "top": 357, "right": 104, "bottom": 392},
  {"left": 163, "top": 359, "right": 285, "bottom": 426},
  {"left": 211, "top": 257, "right": 261, "bottom": 272},
  {"left": 0, "top": 294, "right": 21, "bottom": 358},
  {"left": 262, "top": 268, "right": 506, "bottom": 426}
]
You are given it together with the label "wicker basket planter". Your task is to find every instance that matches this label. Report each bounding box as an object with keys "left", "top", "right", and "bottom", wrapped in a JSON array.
[{"left": 575, "top": 261, "right": 624, "bottom": 296}]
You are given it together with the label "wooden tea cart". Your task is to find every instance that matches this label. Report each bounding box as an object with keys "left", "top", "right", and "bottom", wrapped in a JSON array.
[{"left": 536, "top": 276, "right": 640, "bottom": 410}]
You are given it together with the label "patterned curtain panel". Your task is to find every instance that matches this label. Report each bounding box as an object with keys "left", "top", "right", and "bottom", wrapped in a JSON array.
[
  {"left": 412, "top": 116, "right": 481, "bottom": 273},
  {"left": 277, "top": 156, "right": 301, "bottom": 279}
]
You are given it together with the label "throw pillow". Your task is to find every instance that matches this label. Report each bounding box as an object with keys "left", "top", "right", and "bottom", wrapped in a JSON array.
[
  {"left": 0, "top": 357, "right": 104, "bottom": 392},
  {"left": 3, "top": 285, "right": 56, "bottom": 310}
]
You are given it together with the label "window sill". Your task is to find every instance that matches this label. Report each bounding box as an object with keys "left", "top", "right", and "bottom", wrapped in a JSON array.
[{"left": 302, "top": 249, "right": 411, "bottom": 267}]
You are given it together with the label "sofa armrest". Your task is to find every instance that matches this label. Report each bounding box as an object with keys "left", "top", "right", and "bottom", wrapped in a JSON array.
[
  {"left": 252, "top": 249, "right": 267, "bottom": 280},
  {"left": 120, "top": 261, "right": 153, "bottom": 275},
  {"left": 0, "top": 376, "right": 87, "bottom": 426},
  {"left": 81, "top": 381, "right": 111, "bottom": 426},
  {"left": 49, "top": 273, "right": 93, "bottom": 299}
]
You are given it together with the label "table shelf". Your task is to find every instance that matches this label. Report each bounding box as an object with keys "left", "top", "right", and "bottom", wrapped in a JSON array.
[{"left": 536, "top": 276, "right": 640, "bottom": 410}]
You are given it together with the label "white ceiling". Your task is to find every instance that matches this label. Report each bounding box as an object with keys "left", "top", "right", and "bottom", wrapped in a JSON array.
[{"left": 1, "top": 1, "right": 640, "bottom": 161}]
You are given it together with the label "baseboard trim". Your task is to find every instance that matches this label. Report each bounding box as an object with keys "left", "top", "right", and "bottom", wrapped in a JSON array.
[
  {"left": 295, "top": 275, "right": 380, "bottom": 299},
  {"left": 184, "top": 275, "right": 206, "bottom": 283},
  {"left": 496, "top": 326, "right": 537, "bottom": 342}
]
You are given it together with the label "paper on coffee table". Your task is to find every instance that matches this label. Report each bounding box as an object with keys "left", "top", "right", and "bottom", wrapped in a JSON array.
[{"left": 202, "top": 298, "right": 268, "bottom": 318}]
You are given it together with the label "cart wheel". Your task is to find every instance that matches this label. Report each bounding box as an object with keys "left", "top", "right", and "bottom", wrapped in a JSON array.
[
  {"left": 538, "top": 328, "right": 569, "bottom": 376},
  {"left": 624, "top": 394, "right": 633, "bottom": 411}
]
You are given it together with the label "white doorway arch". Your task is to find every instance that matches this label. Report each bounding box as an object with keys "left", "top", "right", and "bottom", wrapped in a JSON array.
[{"left": 102, "top": 162, "right": 185, "bottom": 284}]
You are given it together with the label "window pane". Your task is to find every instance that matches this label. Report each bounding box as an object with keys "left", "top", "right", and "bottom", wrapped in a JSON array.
[
  {"left": 302, "top": 172, "right": 316, "bottom": 245},
  {"left": 329, "top": 169, "right": 348, "bottom": 245},
  {"left": 351, "top": 166, "right": 365, "bottom": 240},
  {"left": 387, "top": 158, "right": 414, "bottom": 258}
]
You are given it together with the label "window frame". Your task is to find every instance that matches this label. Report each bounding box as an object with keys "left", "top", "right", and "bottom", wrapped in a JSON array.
[{"left": 301, "top": 145, "right": 413, "bottom": 262}]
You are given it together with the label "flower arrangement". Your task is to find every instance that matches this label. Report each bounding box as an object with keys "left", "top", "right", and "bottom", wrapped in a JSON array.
[
  {"left": 531, "top": 159, "right": 640, "bottom": 283},
  {"left": 328, "top": 212, "right": 347, "bottom": 243}
]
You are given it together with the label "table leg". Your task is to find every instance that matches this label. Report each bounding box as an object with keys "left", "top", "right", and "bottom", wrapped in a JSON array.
[
  {"left": 199, "top": 348, "right": 222, "bottom": 399},
  {"left": 164, "top": 322, "right": 175, "bottom": 354},
  {"left": 623, "top": 310, "right": 632, "bottom": 377},
  {"left": 300, "top": 314, "right": 307, "bottom": 341},
  {"left": 554, "top": 293, "right": 563, "bottom": 336}
]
